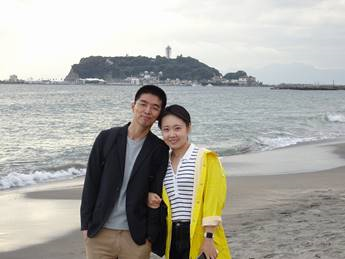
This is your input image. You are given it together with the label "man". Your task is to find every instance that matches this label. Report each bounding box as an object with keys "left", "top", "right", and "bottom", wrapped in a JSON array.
[{"left": 80, "top": 85, "right": 169, "bottom": 259}]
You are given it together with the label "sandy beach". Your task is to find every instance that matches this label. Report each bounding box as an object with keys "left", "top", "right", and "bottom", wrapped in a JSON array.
[{"left": 1, "top": 139, "right": 345, "bottom": 259}]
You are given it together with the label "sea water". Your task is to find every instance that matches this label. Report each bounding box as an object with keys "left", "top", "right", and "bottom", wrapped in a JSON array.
[{"left": 1, "top": 83, "right": 345, "bottom": 189}]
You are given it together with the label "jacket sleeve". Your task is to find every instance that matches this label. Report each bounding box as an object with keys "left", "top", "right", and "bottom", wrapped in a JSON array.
[
  {"left": 147, "top": 143, "right": 169, "bottom": 242},
  {"left": 80, "top": 131, "right": 105, "bottom": 230},
  {"left": 149, "top": 143, "right": 169, "bottom": 195},
  {"left": 202, "top": 152, "right": 227, "bottom": 226}
]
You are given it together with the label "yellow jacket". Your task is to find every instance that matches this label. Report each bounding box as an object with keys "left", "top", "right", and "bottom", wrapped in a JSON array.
[{"left": 162, "top": 148, "right": 232, "bottom": 259}]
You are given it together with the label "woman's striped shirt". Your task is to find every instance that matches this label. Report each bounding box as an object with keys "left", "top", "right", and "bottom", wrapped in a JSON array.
[{"left": 163, "top": 143, "right": 199, "bottom": 222}]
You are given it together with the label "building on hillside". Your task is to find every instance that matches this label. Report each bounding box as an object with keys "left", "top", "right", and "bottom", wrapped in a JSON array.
[
  {"left": 239, "top": 76, "right": 257, "bottom": 86},
  {"left": 9, "top": 74, "right": 19, "bottom": 82}
]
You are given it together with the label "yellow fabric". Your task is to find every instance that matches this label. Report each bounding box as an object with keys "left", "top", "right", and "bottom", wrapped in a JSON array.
[{"left": 162, "top": 148, "right": 231, "bottom": 259}]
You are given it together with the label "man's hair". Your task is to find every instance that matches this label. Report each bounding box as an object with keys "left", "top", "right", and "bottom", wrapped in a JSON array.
[
  {"left": 134, "top": 85, "right": 167, "bottom": 110},
  {"left": 158, "top": 104, "right": 191, "bottom": 129}
]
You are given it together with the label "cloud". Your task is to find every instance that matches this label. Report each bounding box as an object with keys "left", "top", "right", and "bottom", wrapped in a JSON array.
[
  {"left": 1, "top": 0, "right": 345, "bottom": 79},
  {"left": 248, "top": 62, "right": 345, "bottom": 84}
]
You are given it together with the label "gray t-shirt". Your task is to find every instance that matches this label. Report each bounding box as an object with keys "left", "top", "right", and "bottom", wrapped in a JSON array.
[{"left": 104, "top": 136, "right": 146, "bottom": 230}]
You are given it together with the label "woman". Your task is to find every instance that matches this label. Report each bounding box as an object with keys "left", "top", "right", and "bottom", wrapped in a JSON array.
[{"left": 148, "top": 104, "right": 231, "bottom": 259}]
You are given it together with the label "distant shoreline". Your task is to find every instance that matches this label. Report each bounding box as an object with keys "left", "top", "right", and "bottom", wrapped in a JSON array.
[{"left": 3, "top": 81, "right": 345, "bottom": 90}]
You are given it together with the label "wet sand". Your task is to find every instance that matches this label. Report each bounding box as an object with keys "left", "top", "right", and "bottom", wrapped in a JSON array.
[
  {"left": 227, "top": 168, "right": 345, "bottom": 259},
  {"left": 0, "top": 139, "right": 345, "bottom": 259}
]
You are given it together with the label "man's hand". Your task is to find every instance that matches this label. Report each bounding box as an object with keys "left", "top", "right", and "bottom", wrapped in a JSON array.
[{"left": 147, "top": 192, "right": 162, "bottom": 208}]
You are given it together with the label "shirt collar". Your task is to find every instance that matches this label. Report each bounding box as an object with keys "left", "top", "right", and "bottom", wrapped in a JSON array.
[
  {"left": 181, "top": 143, "right": 196, "bottom": 161},
  {"left": 169, "top": 143, "right": 196, "bottom": 161}
]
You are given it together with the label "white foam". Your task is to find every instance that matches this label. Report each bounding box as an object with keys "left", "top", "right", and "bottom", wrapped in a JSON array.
[
  {"left": 257, "top": 136, "right": 316, "bottom": 151},
  {"left": 0, "top": 167, "right": 86, "bottom": 190},
  {"left": 326, "top": 112, "right": 345, "bottom": 123}
]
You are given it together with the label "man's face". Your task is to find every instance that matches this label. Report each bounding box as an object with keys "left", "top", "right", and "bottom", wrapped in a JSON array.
[{"left": 132, "top": 93, "right": 162, "bottom": 129}]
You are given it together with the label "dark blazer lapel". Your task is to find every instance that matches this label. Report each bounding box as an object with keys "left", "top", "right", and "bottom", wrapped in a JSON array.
[
  {"left": 130, "top": 131, "right": 155, "bottom": 180},
  {"left": 116, "top": 124, "right": 129, "bottom": 175}
]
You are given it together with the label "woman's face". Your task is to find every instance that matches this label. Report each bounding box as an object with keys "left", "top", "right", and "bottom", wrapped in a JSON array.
[{"left": 160, "top": 114, "right": 191, "bottom": 151}]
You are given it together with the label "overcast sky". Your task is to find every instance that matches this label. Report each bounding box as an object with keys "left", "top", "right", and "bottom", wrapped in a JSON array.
[{"left": 1, "top": 0, "right": 345, "bottom": 80}]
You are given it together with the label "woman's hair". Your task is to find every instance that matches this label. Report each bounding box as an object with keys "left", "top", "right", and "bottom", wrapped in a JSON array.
[{"left": 158, "top": 104, "right": 191, "bottom": 128}]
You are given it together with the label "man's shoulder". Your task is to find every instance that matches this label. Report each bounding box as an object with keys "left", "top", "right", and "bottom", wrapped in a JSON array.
[
  {"left": 93, "top": 125, "right": 126, "bottom": 145},
  {"left": 103, "top": 126, "right": 122, "bottom": 134},
  {"left": 148, "top": 132, "right": 169, "bottom": 150},
  {"left": 101, "top": 124, "right": 127, "bottom": 136}
]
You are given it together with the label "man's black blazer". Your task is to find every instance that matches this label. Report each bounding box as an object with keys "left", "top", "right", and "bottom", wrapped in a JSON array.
[{"left": 80, "top": 123, "right": 169, "bottom": 246}]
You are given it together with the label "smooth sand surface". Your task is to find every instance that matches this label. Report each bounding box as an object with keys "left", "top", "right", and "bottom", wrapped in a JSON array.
[
  {"left": 1, "top": 139, "right": 345, "bottom": 259},
  {"left": 0, "top": 179, "right": 83, "bottom": 255},
  {"left": 222, "top": 137, "right": 345, "bottom": 176}
]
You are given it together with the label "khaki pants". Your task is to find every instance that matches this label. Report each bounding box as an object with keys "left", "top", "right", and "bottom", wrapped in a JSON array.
[{"left": 84, "top": 228, "right": 151, "bottom": 259}]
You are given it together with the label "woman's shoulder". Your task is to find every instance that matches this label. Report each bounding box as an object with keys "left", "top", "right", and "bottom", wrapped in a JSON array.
[
  {"left": 197, "top": 146, "right": 218, "bottom": 158},
  {"left": 194, "top": 146, "right": 221, "bottom": 165}
]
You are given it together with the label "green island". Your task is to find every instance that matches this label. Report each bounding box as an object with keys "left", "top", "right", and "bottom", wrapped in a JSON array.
[{"left": 64, "top": 55, "right": 259, "bottom": 86}]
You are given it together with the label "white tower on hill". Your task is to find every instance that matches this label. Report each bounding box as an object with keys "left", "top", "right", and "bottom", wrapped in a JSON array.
[{"left": 165, "top": 45, "right": 171, "bottom": 59}]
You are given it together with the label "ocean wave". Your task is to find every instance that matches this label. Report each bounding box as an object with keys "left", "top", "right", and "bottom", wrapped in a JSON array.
[
  {"left": 325, "top": 112, "right": 345, "bottom": 123},
  {"left": 217, "top": 145, "right": 253, "bottom": 156},
  {"left": 0, "top": 167, "right": 86, "bottom": 190},
  {"left": 217, "top": 135, "right": 323, "bottom": 156},
  {"left": 257, "top": 136, "right": 317, "bottom": 151}
]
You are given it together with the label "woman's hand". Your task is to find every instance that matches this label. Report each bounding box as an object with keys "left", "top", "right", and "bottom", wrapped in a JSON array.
[
  {"left": 147, "top": 192, "right": 162, "bottom": 208},
  {"left": 82, "top": 230, "right": 88, "bottom": 241},
  {"left": 200, "top": 238, "right": 218, "bottom": 259}
]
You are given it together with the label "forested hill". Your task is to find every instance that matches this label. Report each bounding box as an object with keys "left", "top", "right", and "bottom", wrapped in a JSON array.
[{"left": 65, "top": 55, "right": 221, "bottom": 81}]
